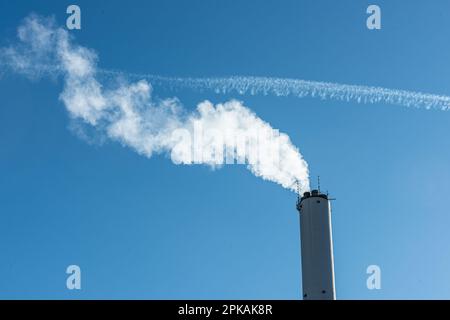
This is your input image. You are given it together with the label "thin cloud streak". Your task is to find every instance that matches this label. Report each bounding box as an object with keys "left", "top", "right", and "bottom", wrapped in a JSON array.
[{"left": 101, "top": 70, "right": 450, "bottom": 111}]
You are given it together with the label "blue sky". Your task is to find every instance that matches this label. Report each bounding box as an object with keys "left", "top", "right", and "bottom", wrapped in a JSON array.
[{"left": 1, "top": 0, "right": 450, "bottom": 299}]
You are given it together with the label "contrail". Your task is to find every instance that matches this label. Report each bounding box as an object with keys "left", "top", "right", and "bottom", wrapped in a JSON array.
[
  {"left": 100, "top": 69, "right": 450, "bottom": 111},
  {"left": 3, "top": 37, "right": 450, "bottom": 111}
]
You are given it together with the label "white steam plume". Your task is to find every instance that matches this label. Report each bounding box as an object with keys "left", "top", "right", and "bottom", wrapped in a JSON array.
[{"left": 0, "top": 15, "right": 310, "bottom": 192}]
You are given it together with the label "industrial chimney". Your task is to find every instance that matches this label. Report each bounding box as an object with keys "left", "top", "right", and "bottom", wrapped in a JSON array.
[{"left": 296, "top": 189, "right": 336, "bottom": 300}]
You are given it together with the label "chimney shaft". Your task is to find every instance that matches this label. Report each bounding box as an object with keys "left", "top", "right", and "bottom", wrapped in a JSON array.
[{"left": 296, "top": 191, "right": 336, "bottom": 300}]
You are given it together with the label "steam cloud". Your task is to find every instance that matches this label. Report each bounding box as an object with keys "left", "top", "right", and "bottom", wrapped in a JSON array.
[{"left": 0, "top": 15, "right": 310, "bottom": 192}]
